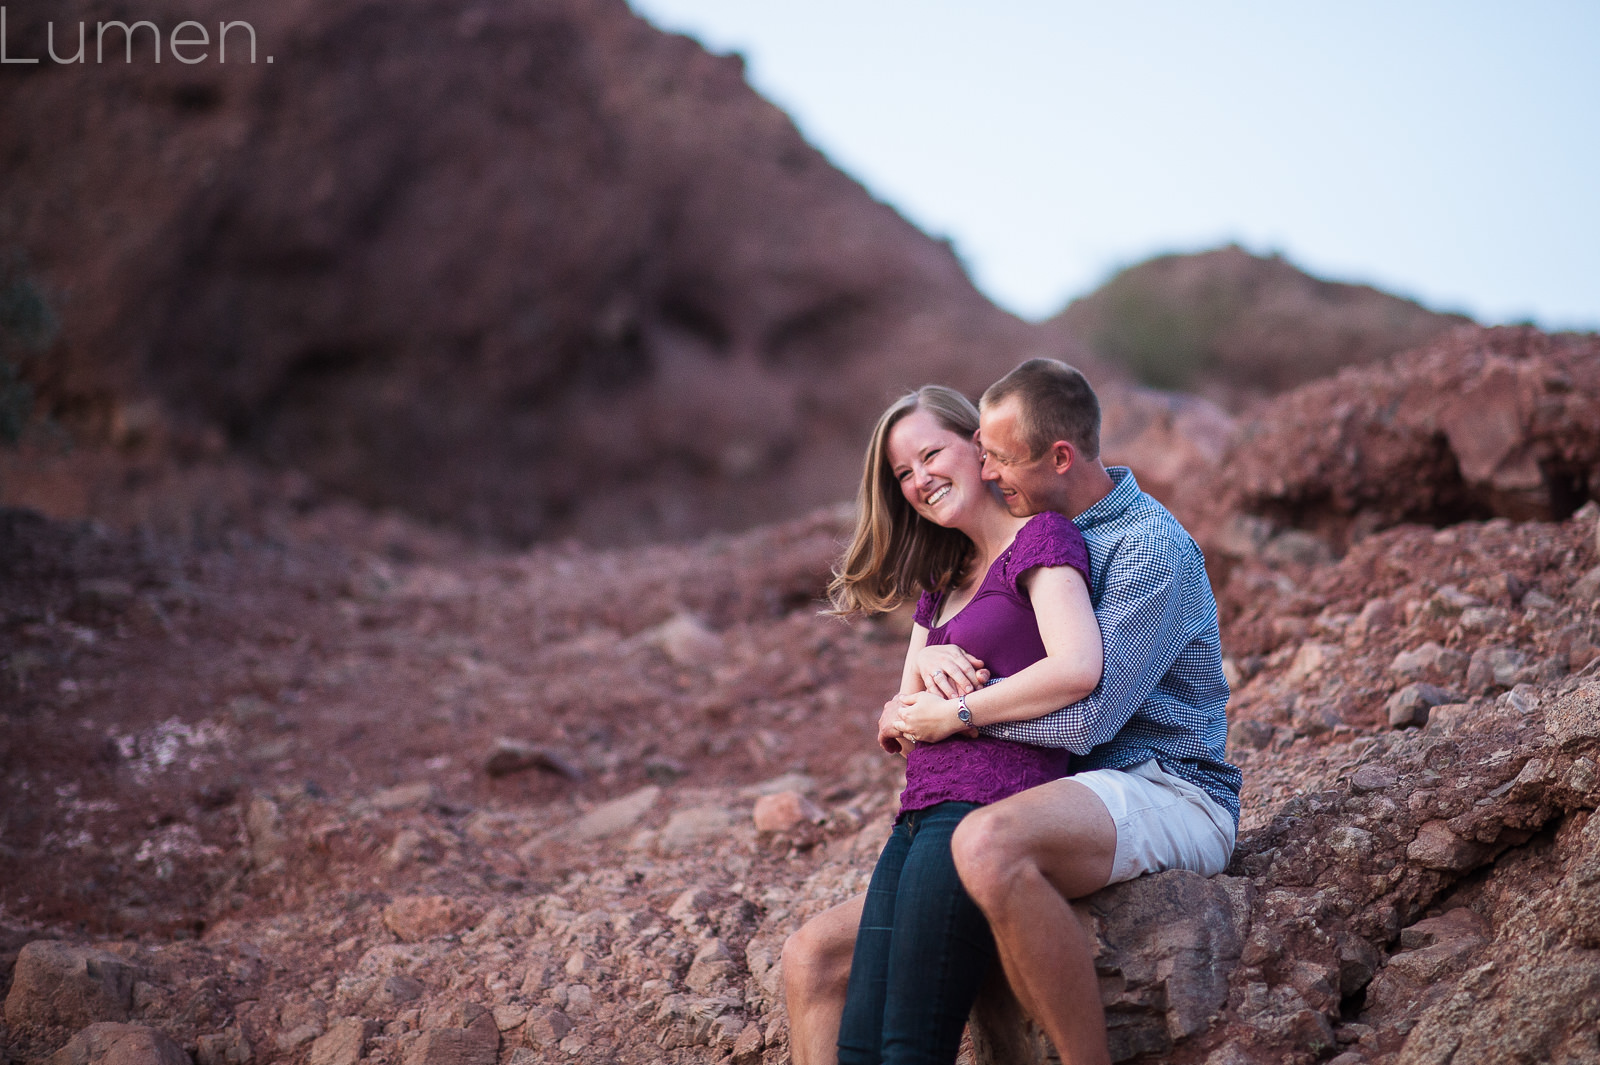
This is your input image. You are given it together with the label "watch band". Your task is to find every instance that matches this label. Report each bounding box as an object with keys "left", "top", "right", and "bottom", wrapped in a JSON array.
[{"left": 957, "top": 693, "right": 973, "bottom": 727}]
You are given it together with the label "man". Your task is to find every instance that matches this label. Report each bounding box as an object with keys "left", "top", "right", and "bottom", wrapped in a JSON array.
[{"left": 782, "top": 359, "right": 1241, "bottom": 1065}]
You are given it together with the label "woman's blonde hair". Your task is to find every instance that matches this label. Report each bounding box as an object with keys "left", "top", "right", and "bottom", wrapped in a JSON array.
[{"left": 826, "top": 386, "right": 980, "bottom": 617}]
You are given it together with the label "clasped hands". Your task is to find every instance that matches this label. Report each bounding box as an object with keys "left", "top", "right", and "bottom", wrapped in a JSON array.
[{"left": 877, "top": 644, "right": 989, "bottom": 755}]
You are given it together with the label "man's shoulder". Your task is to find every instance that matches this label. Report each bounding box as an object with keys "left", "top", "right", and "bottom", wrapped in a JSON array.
[
  {"left": 1085, "top": 486, "right": 1194, "bottom": 558},
  {"left": 1076, "top": 476, "right": 1212, "bottom": 601}
]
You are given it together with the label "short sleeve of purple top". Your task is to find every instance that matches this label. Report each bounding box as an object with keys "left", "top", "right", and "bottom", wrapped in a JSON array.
[{"left": 899, "top": 512, "right": 1092, "bottom": 815}]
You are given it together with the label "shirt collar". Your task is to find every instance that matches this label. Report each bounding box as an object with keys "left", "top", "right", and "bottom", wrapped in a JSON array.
[{"left": 1072, "top": 466, "right": 1139, "bottom": 529}]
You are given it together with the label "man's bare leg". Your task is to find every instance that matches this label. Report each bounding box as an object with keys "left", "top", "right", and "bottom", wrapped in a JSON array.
[
  {"left": 951, "top": 779, "right": 1117, "bottom": 1065},
  {"left": 781, "top": 894, "right": 865, "bottom": 1065}
]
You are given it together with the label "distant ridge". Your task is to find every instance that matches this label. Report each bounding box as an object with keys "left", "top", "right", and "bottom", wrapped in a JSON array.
[{"left": 1043, "top": 245, "right": 1470, "bottom": 409}]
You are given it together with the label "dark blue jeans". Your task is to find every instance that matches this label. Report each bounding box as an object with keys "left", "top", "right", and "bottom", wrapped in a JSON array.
[{"left": 836, "top": 801, "right": 996, "bottom": 1065}]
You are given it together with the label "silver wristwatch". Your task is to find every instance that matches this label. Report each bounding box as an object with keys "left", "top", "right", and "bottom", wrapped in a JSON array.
[{"left": 956, "top": 694, "right": 973, "bottom": 727}]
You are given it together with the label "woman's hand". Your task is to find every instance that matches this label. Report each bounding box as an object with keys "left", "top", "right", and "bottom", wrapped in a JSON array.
[
  {"left": 915, "top": 643, "right": 990, "bottom": 698},
  {"left": 893, "top": 690, "right": 978, "bottom": 746},
  {"left": 877, "top": 695, "right": 915, "bottom": 756}
]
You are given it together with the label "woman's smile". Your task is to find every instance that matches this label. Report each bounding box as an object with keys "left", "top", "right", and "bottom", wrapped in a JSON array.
[{"left": 887, "top": 409, "right": 986, "bottom": 529}]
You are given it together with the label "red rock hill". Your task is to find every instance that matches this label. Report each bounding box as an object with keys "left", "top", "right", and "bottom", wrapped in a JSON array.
[{"left": 1, "top": 0, "right": 1062, "bottom": 544}]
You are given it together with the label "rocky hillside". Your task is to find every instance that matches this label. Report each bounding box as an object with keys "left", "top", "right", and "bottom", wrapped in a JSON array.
[
  {"left": 0, "top": 0, "right": 1066, "bottom": 546},
  {"left": 1044, "top": 246, "right": 1469, "bottom": 409},
  {"left": 3, "top": 0, "right": 1491, "bottom": 553},
  {"left": 1192, "top": 325, "right": 1600, "bottom": 558},
  {"left": 3, "top": 325, "right": 1599, "bottom": 1065}
]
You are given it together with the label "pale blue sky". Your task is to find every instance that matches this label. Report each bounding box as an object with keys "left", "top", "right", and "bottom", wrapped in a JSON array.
[{"left": 628, "top": 1, "right": 1600, "bottom": 329}]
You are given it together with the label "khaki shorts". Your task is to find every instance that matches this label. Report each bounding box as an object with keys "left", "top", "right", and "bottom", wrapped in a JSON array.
[{"left": 1073, "top": 759, "right": 1237, "bottom": 884}]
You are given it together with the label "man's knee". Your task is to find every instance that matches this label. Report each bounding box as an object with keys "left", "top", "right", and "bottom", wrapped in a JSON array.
[
  {"left": 780, "top": 926, "right": 822, "bottom": 994},
  {"left": 956, "top": 781, "right": 1120, "bottom": 906},
  {"left": 951, "top": 804, "right": 1030, "bottom": 908},
  {"left": 782, "top": 909, "right": 855, "bottom": 998}
]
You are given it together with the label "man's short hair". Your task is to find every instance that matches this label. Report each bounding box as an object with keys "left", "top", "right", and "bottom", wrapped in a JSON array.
[{"left": 981, "top": 358, "right": 1101, "bottom": 461}]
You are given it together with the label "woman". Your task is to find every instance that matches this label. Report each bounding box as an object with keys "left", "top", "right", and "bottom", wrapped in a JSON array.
[{"left": 826, "top": 386, "right": 1103, "bottom": 1065}]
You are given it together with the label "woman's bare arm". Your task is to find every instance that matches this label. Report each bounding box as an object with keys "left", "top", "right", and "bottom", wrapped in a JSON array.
[
  {"left": 876, "top": 624, "right": 930, "bottom": 755},
  {"left": 893, "top": 566, "right": 1103, "bottom": 744}
]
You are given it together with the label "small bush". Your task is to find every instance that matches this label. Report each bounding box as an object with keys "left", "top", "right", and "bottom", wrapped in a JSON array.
[
  {"left": 0, "top": 252, "right": 58, "bottom": 445},
  {"left": 1090, "top": 268, "right": 1241, "bottom": 392}
]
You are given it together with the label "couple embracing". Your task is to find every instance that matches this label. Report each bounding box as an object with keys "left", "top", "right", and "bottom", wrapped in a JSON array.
[{"left": 785, "top": 360, "right": 1243, "bottom": 1065}]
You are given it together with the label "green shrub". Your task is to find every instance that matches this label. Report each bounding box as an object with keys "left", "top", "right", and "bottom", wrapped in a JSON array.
[
  {"left": 0, "top": 252, "right": 57, "bottom": 445},
  {"left": 1090, "top": 268, "right": 1240, "bottom": 392}
]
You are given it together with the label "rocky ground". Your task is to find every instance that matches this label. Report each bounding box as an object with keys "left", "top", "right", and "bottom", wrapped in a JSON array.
[
  {"left": 4, "top": 325, "right": 1600, "bottom": 1065},
  {"left": 4, "top": 496, "right": 1600, "bottom": 1065}
]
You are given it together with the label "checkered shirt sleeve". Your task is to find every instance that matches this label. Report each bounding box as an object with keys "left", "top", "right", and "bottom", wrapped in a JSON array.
[{"left": 980, "top": 469, "right": 1242, "bottom": 822}]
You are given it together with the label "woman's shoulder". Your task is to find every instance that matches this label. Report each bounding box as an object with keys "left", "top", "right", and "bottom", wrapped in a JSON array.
[
  {"left": 1017, "top": 511, "right": 1086, "bottom": 553},
  {"left": 1022, "top": 510, "right": 1080, "bottom": 535},
  {"left": 1008, "top": 511, "right": 1090, "bottom": 586},
  {"left": 913, "top": 588, "right": 941, "bottom": 629}
]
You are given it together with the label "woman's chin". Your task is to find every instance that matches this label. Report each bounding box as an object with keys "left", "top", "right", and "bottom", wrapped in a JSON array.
[{"left": 927, "top": 494, "right": 989, "bottom": 529}]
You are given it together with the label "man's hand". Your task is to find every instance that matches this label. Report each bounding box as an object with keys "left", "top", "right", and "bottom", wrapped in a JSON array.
[
  {"left": 877, "top": 696, "right": 914, "bottom": 756},
  {"left": 916, "top": 643, "right": 990, "bottom": 698},
  {"left": 893, "top": 690, "right": 979, "bottom": 745}
]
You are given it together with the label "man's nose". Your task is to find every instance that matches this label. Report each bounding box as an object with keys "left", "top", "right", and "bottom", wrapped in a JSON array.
[{"left": 979, "top": 455, "right": 1000, "bottom": 481}]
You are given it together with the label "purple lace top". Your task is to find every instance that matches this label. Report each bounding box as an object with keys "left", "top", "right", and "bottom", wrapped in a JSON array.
[{"left": 898, "top": 511, "right": 1092, "bottom": 815}]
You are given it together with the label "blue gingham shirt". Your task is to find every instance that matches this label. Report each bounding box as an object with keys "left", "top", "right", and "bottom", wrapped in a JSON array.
[{"left": 981, "top": 467, "right": 1242, "bottom": 824}]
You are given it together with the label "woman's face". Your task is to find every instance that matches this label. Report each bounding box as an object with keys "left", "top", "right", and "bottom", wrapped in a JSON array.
[{"left": 886, "top": 408, "right": 986, "bottom": 529}]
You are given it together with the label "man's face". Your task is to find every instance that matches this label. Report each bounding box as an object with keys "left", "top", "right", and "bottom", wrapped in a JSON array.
[{"left": 977, "top": 396, "right": 1067, "bottom": 517}]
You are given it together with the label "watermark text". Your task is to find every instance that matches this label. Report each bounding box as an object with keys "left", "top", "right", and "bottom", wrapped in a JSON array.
[{"left": 1, "top": 7, "right": 272, "bottom": 65}]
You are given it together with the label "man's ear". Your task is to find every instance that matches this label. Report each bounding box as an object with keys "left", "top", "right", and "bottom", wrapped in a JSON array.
[{"left": 1049, "top": 440, "right": 1076, "bottom": 475}]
